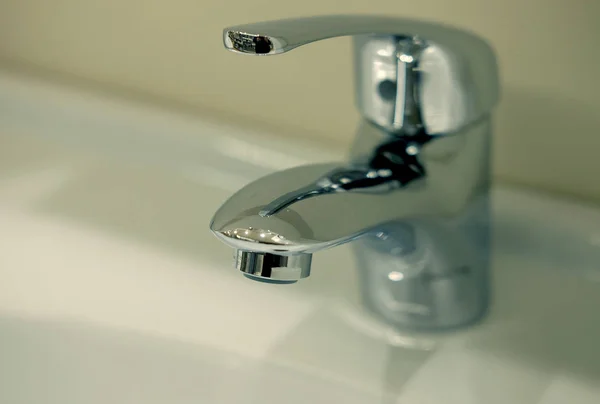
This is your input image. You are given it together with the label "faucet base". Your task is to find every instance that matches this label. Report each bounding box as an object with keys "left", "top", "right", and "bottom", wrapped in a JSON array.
[{"left": 352, "top": 204, "right": 491, "bottom": 331}]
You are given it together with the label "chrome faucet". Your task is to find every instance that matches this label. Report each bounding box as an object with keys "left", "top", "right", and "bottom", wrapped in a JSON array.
[{"left": 210, "top": 15, "right": 499, "bottom": 330}]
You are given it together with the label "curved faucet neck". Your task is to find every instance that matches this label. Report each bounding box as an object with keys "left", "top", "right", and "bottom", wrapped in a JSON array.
[{"left": 210, "top": 117, "right": 491, "bottom": 254}]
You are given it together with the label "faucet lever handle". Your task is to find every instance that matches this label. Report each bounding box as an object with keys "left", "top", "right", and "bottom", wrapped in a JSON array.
[
  {"left": 225, "top": 15, "right": 486, "bottom": 55},
  {"left": 223, "top": 15, "right": 499, "bottom": 135}
]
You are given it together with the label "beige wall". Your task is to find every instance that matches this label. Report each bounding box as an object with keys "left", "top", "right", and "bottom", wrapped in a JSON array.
[{"left": 1, "top": 0, "right": 599, "bottom": 202}]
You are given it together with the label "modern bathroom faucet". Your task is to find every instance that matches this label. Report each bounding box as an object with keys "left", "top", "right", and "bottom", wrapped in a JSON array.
[{"left": 210, "top": 15, "right": 499, "bottom": 330}]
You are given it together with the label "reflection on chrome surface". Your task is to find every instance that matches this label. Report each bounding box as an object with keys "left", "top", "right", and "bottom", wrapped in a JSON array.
[
  {"left": 212, "top": 15, "right": 499, "bottom": 331},
  {"left": 258, "top": 132, "right": 431, "bottom": 217}
]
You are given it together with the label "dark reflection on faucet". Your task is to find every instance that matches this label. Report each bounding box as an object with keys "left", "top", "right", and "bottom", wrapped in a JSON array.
[
  {"left": 260, "top": 131, "right": 435, "bottom": 217},
  {"left": 226, "top": 31, "right": 274, "bottom": 55}
]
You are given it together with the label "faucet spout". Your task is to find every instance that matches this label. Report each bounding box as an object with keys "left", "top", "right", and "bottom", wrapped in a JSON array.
[
  {"left": 210, "top": 117, "right": 490, "bottom": 293},
  {"left": 210, "top": 121, "right": 481, "bottom": 255}
]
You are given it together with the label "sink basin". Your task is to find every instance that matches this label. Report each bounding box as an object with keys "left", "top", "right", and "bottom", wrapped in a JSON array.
[
  {"left": 0, "top": 316, "right": 380, "bottom": 404},
  {"left": 0, "top": 71, "right": 599, "bottom": 403}
]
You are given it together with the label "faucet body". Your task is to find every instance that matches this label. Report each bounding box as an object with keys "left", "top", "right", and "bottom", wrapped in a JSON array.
[
  {"left": 210, "top": 15, "right": 499, "bottom": 330},
  {"left": 348, "top": 120, "right": 491, "bottom": 329}
]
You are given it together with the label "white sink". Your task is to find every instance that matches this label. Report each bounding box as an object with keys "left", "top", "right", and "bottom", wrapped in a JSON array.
[{"left": 0, "top": 72, "right": 599, "bottom": 403}]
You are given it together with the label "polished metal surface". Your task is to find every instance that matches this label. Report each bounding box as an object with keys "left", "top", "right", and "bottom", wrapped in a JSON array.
[
  {"left": 212, "top": 15, "right": 499, "bottom": 330},
  {"left": 223, "top": 15, "right": 499, "bottom": 134},
  {"left": 236, "top": 251, "right": 312, "bottom": 284}
]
